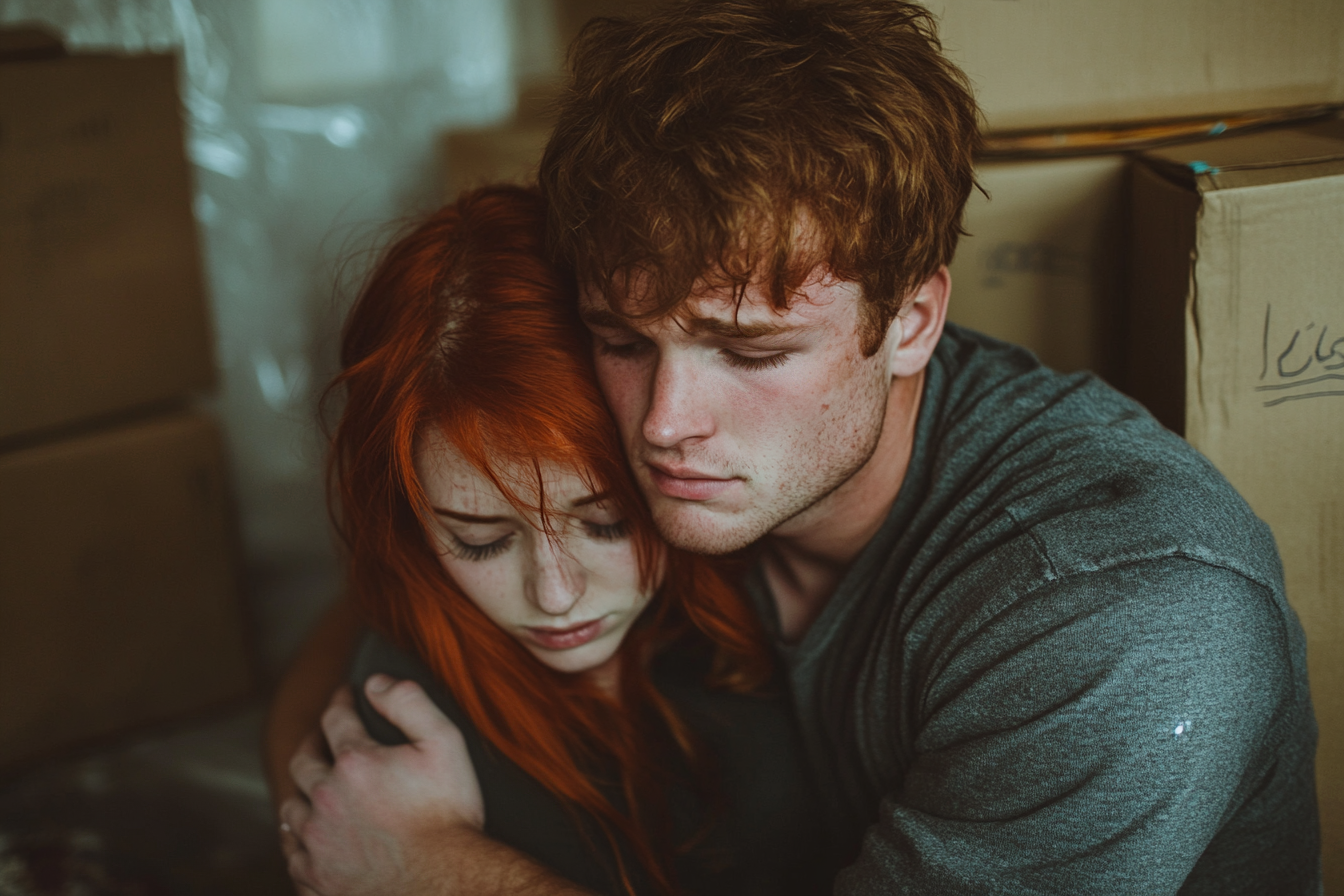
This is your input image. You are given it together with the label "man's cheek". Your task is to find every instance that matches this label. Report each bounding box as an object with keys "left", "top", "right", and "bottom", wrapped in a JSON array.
[{"left": 594, "top": 359, "right": 648, "bottom": 437}]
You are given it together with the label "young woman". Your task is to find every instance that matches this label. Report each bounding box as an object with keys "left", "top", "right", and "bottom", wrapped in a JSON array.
[{"left": 309, "top": 185, "right": 831, "bottom": 896}]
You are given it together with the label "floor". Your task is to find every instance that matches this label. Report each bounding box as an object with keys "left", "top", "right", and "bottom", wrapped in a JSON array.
[
  {"left": 0, "top": 704, "right": 290, "bottom": 895},
  {"left": 0, "top": 553, "right": 342, "bottom": 896}
]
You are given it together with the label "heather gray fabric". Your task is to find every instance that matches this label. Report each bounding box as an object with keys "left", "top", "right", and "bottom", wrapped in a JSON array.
[{"left": 748, "top": 324, "right": 1321, "bottom": 895}]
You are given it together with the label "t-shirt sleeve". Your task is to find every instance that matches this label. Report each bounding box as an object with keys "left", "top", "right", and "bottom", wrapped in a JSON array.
[{"left": 833, "top": 558, "right": 1297, "bottom": 895}]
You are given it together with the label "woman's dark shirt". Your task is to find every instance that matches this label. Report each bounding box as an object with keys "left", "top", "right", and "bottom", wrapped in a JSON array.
[{"left": 350, "top": 630, "right": 834, "bottom": 896}]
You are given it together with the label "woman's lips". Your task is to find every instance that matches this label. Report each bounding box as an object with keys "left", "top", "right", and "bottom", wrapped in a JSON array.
[
  {"left": 525, "top": 618, "right": 604, "bottom": 651},
  {"left": 647, "top": 465, "right": 737, "bottom": 500}
]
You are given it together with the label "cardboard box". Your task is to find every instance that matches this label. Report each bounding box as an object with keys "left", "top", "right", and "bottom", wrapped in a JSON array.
[
  {"left": 442, "top": 119, "right": 555, "bottom": 200},
  {"left": 948, "top": 155, "right": 1126, "bottom": 377},
  {"left": 927, "top": 0, "right": 1344, "bottom": 132},
  {"left": 0, "top": 413, "right": 253, "bottom": 769},
  {"left": 1126, "top": 120, "right": 1344, "bottom": 884},
  {"left": 0, "top": 48, "right": 215, "bottom": 442},
  {"left": 556, "top": 0, "right": 663, "bottom": 49}
]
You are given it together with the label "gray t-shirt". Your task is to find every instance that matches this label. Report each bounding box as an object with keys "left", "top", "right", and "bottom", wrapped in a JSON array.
[{"left": 749, "top": 325, "right": 1320, "bottom": 895}]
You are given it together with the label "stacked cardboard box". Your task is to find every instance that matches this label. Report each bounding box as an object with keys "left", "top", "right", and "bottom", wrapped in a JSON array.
[
  {"left": 932, "top": 0, "right": 1344, "bottom": 133},
  {"left": 941, "top": 0, "right": 1344, "bottom": 377},
  {"left": 0, "top": 41, "right": 216, "bottom": 441},
  {"left": 949, "top": 156, "right": 1127, "bottom": 376},
  {"left": 441, "top": 0, "right": 660, "bottom": 198},
  {"left": 1127, "top": 121, "right": 1344, "bottom": 880},
  {"left": 0, "top": 33, "right": 253, "bottom": 769}
]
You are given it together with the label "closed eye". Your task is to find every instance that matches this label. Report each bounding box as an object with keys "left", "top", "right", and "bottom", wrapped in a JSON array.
[
  {"left": 584, "top": 519, "right": 630, "bottom": 541},
  {"left": 596, "top": 337, "right": 652, "bottom": 360},
  {"left": 722, "top": 350, "right": 790, "bottom": 371},
  {"left": 449, "top": 533, "right": 514, "bottom": 561}
]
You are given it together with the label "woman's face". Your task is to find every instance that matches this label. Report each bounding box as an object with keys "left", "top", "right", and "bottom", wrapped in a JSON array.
[{"left": 415, "top": 429, "right": 657, "bottom": 678}]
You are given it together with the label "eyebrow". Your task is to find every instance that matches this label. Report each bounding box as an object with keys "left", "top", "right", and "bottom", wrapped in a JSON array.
[
  {"left": 432, "top": 508, "right": 509, "bottom": 523},
  {"left": 431, "top": 491, "right": 609, "bottom": 522},
  {"left": 578, "top": 308, "right": 636, "bottom": 331},
  {"left": 682, "top": 316, "right": 793, "bottom": 339},
  {"left": 580, "top": 306, "right": 794, "bottom": 339}
]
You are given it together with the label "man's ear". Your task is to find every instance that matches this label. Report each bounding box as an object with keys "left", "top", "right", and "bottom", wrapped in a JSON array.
[{"left": 885, "top": 266, "right": 950, "bottom": 378}]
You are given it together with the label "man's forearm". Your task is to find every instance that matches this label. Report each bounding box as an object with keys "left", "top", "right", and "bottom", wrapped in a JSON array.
[
  {"left": 426, "top": 828, "right": 595, "bottom": 896},
  {"left": 264, "top": 593, "right": 363, "bottom": 807}
]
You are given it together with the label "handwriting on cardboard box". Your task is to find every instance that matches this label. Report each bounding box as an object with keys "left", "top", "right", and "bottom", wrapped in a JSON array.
[{"left": 1256, "top": 304, "right": 1344, "bottom": 407}]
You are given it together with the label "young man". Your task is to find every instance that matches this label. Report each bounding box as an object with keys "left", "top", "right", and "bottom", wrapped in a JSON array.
[{"left": 272, "top": 2, "right": 1320, "bottom": 893}]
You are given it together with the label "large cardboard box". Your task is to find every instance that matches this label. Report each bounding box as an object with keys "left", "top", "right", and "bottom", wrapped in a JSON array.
[
  {"left": 0, "top": 413, "right": 253, "bottom": 769},
  {"left": 928, "top": 0, "right": 1344, "bottom": 132},
  {"left": 442, "top": 120, "right": 554, "bottom": 199},
  {"left": 1127, "top": 121, "right": 1344, "bottom": 884},
  {"left": 948, "top": 155, "right": 1126, "bottom": 377},
  {"left": 0, "top": 48, "right": 215, "bottom": 442}
]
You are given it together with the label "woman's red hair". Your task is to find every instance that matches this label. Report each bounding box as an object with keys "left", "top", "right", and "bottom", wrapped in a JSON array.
[{"left": 327, "top": 185, "right": 771, "bottom": 895}]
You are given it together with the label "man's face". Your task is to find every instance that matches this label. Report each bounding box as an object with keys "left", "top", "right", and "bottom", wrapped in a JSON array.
[{"left": 579, "top": 270, "right": 895, "bottom": 554}]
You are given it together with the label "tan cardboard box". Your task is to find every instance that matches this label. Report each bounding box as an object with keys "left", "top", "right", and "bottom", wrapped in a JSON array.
[
  {"left": 928, "top": 0, "right": 1344, "bottom": 132},
  {"left": 0, "top": 48, "right": 215, "bottom": 442},
  {"left": 948, "top": 155, "right": 1127, "bottom": 377},
  {"left": 556, "top": 1, "right": 1344, "bottom": 133},
  {"left": 1127, "top": 120, "right": 1344, "bottom": 884},
  {"left": 0, "top": 413, "right": 253, "bottom": 769},
  {"left": 442, "top": 120, "right": 554, "bottom": 199}
]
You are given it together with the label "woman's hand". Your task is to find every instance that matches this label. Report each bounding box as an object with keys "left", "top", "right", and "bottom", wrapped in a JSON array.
[{"left": 278, "top": 676, "right": 485, "bottom": 895}]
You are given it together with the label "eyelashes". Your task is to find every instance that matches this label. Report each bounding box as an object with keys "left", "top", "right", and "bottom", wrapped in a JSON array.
[
  {"left": 449, "top": 534, "right": 513, "bottom": 562},
  {"left": 597, "top": 339, "right": 792, "bottom": 372},
  {"left": 597, "top": 339, "right": 649, "bottom": 359},
  {"left": 722, "top": 350, "right": 790, "bottom": 371},
  {"left": 447, "top": 519, "right": 630, "bottom": 562},
  {"left": 584, "top": 519, "right": 629, "bottom": 541}
]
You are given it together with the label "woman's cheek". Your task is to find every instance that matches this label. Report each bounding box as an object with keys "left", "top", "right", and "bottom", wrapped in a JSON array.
[
  {"left": 438, "top": 555, "right": 515, "bottom": 621},
  {"left": 584, "top": 540, "right": 651, "bottom": 607}
]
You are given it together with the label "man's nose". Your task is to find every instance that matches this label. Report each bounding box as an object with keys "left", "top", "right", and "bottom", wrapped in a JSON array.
[
  {"left": 642, "top": 354, "right": 715, "bottom": 448},
  {"left": 525, "top": 536, "right": 587, "bottom": 617}
]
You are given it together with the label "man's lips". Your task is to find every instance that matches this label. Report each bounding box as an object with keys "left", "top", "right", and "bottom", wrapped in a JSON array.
[
  {"left": 646, "top": 463, "right": 738, "bottom": 501},
  {"left": 524, "top": 618, "right": 604, "bottom": 651}
]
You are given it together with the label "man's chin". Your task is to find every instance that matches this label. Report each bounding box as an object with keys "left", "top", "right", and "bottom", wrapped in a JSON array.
[{"left": 650, "top": 503, "right": 770, "bottom": 555}]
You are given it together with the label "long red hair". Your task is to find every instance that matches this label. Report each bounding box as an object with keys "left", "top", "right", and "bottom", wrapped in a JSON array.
[{"left": 327, "top": 185, "right": 771, "bottom": 894}]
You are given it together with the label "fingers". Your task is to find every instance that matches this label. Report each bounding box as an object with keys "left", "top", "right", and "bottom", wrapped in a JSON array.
[
  {"left": 279, "top": 797, "right": 316, "bottom": 889},
  {"left": 321, "top": 684, "right": 377, "bottom": 757},
  {"left": 364, "top": 674, "right": 459, "bottom": 746},
  {"left": 286, "top": 843, "right": 316, "bottom": 893},
  {"left": 289, "top": 730, "right": 331, "bottom": 797},
  {"left": 278, "top": 797, "right": 312, "bottom": 851}
]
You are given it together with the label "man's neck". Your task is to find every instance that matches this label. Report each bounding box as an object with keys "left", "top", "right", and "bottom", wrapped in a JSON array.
[{"left": 760, "top": 371, "right": 924, "bottom": 642}]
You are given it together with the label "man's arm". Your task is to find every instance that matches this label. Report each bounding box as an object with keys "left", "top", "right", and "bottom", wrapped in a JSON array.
[
  {"left": 281, "top": 676, "right": 595, "bottom": 896},
  {"left": 830, "top": 561, "right": 1313, "bottom": 894},
  {"left": 264, "top": 593, "right": 363, "bottom": 808}
]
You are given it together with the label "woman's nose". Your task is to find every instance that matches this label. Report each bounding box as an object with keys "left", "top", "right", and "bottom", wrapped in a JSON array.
[{"left": 525, "top": 536, "right": 587, "bottom": 616}]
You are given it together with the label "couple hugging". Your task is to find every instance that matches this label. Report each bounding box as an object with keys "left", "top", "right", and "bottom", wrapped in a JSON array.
[{"left": 264, "top": 2, "right": 1321, "bottom": 894}]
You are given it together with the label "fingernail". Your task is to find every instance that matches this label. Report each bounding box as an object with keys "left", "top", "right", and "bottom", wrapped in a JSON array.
[{"left": 366, "top": 673, "right": 393, "bottom": 694}]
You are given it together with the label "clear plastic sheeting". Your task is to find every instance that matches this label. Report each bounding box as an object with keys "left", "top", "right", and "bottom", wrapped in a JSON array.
[{"left": 1, "top": 0, "right": 542, "bottom": 664}]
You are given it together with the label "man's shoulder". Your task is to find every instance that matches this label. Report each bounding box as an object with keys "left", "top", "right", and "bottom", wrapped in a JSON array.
[{"left": 924, "top": 326, "right": 1283, "bottom": 594}]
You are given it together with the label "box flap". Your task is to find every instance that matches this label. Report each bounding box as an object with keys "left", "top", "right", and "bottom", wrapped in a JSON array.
[
  {"left": 0, "top": 25, "right": 64, "bottom": 63},
  {"left": 1142, "top": 119, "right": 1344, "bottom": 190}
]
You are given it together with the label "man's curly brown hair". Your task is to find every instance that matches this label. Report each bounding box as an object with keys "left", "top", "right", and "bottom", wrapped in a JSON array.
[{"left": 539, "top": 0, "right": 982, "bottom": 354}]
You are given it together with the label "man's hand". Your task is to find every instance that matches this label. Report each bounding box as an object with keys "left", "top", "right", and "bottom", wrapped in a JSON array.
[{"left": 279, "top": 675, "right": 485, "bottom": 895}]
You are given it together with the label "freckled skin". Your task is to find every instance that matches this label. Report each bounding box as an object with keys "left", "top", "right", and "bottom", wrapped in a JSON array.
[
  {"left": 414, "top": 431, "right": 656, "bottom": 678},
  {"left": 581, "top": 274, "right": 896, "bottom": 555}
]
